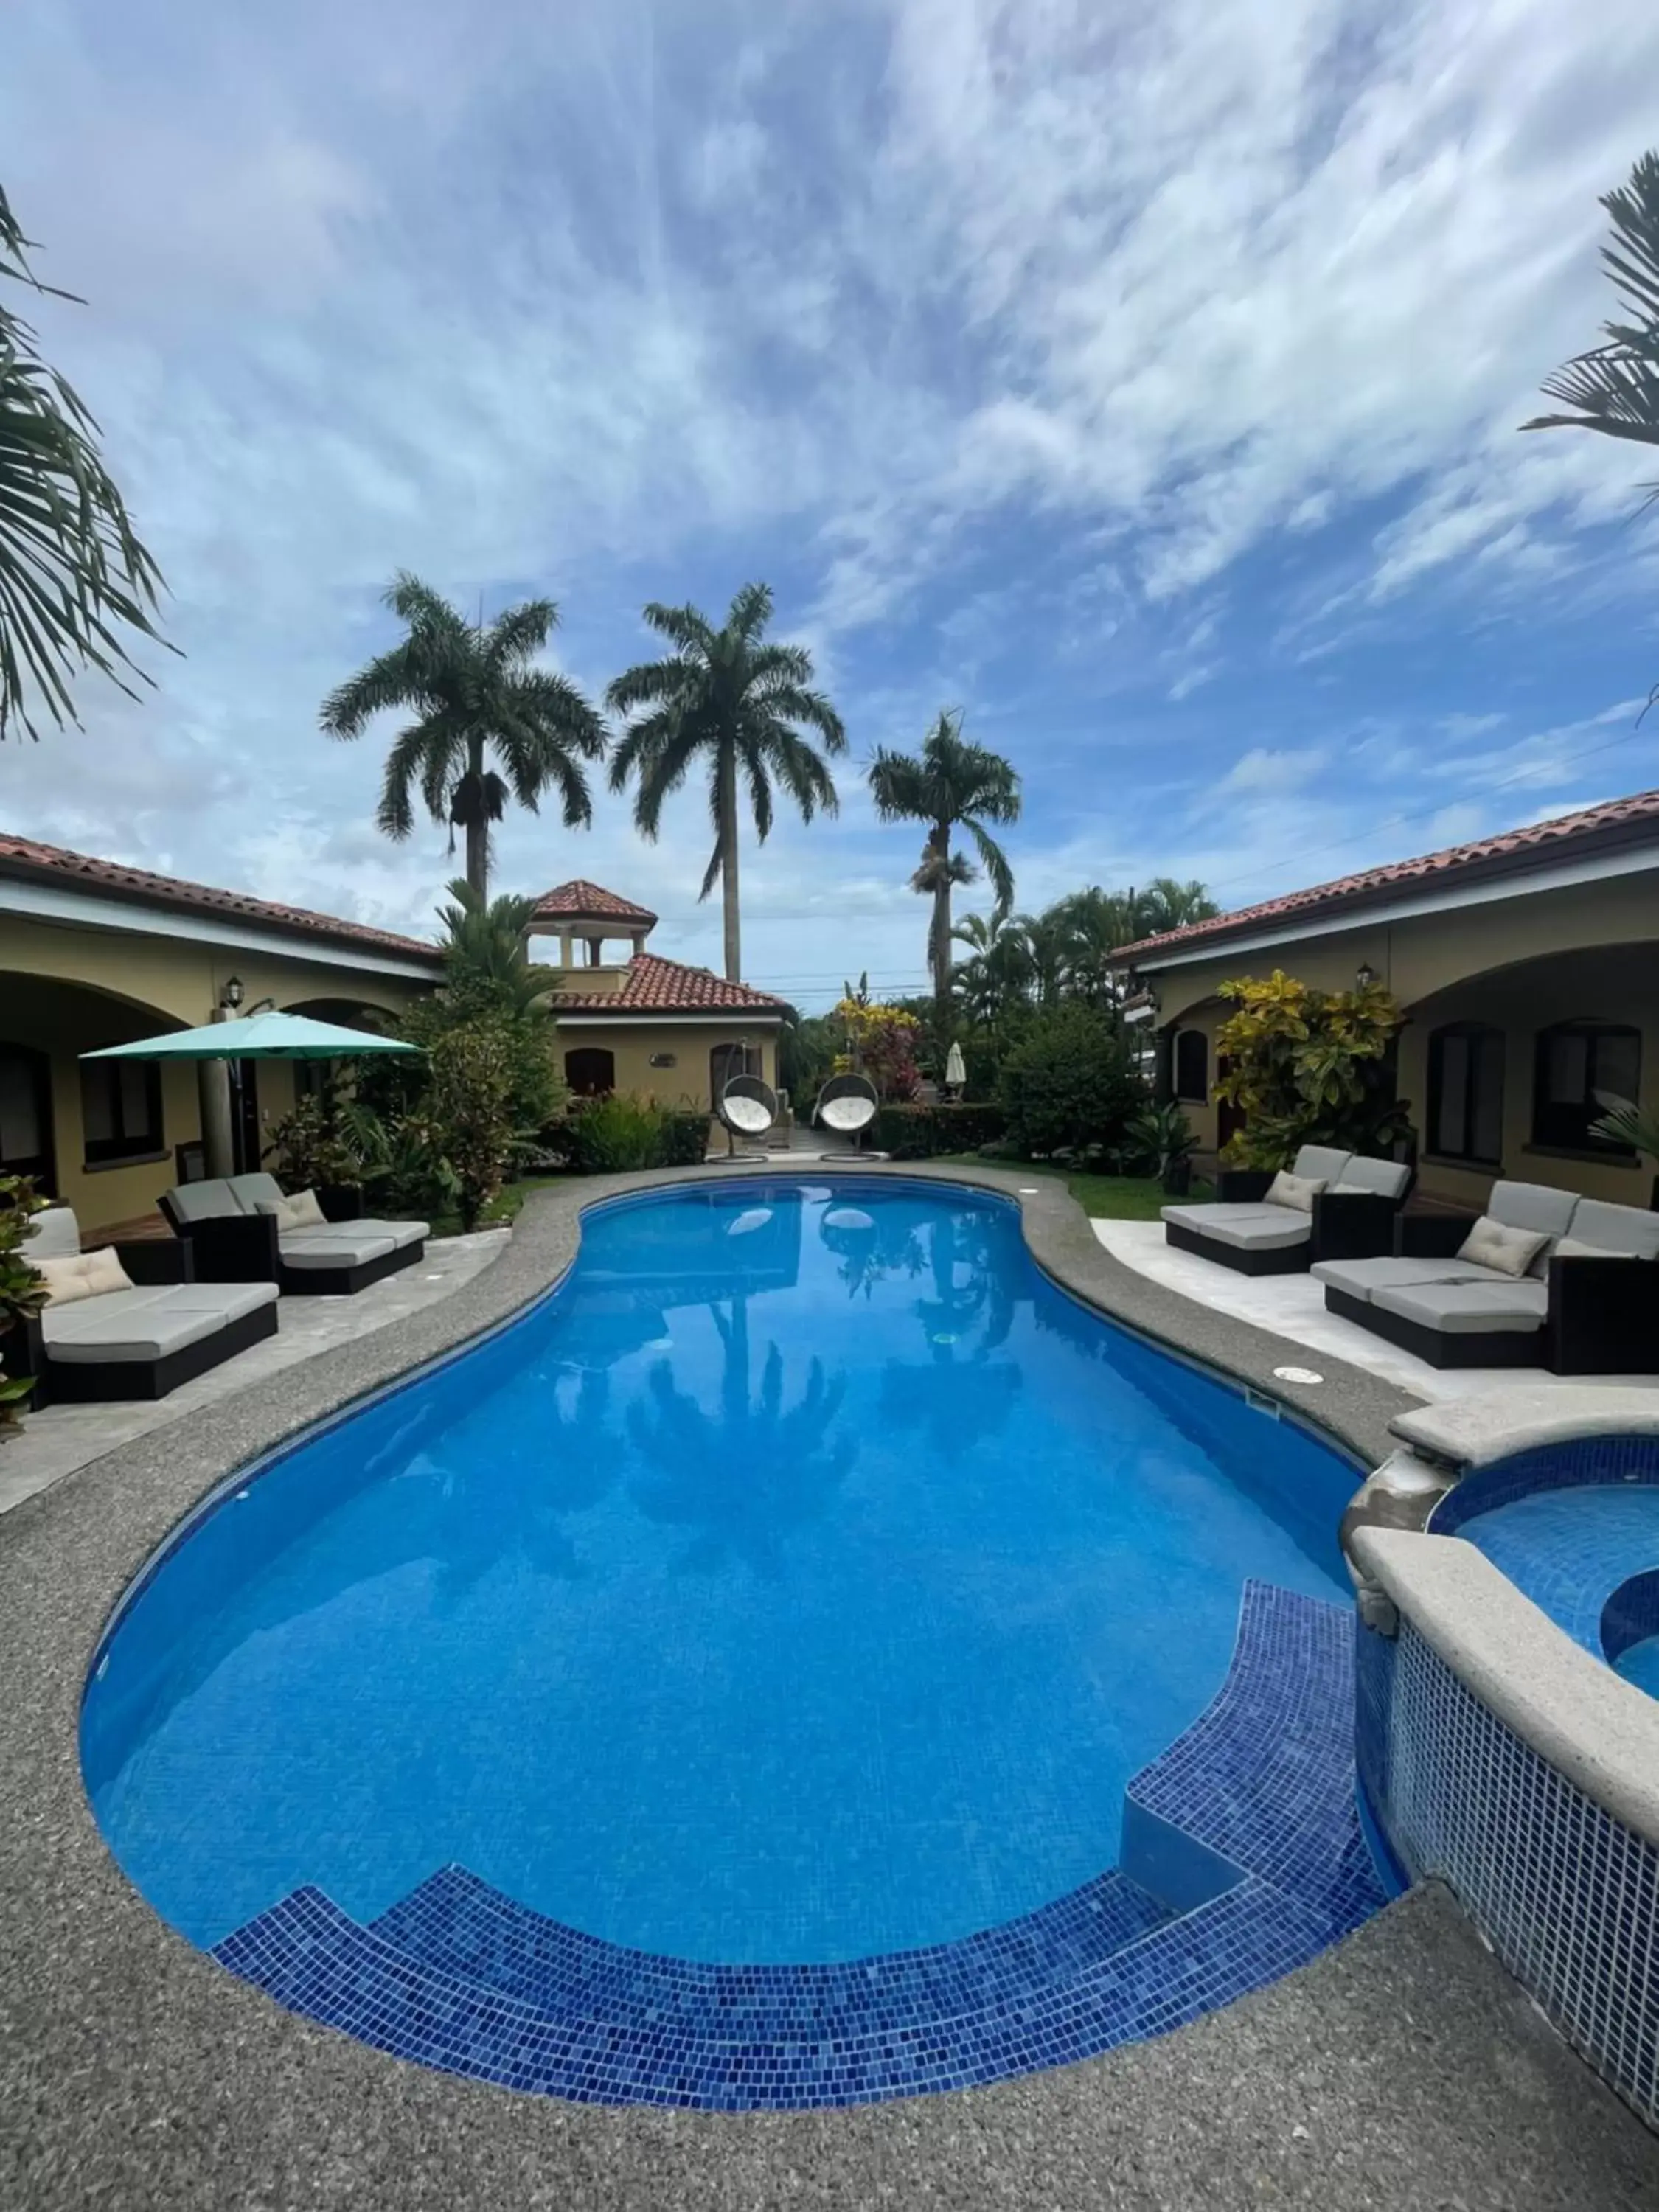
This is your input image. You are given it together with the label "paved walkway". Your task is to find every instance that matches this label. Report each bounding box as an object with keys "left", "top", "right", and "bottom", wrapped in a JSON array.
[
  {"left": 0, "top": 1231, "right": 507, "bottom": 1517},
  {"left": 1092, "top": 1216, "right": 1659, "bottom": 1404}
]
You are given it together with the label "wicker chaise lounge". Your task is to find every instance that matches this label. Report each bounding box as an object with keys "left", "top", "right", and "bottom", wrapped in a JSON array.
[
  {"left": 160, "top": 1173, "right": 428, "bottom": 1297},
  {"left": 1161, "top": 1144, "right": 1413, "bottom": 1276},
  {"left": 12, "top": 1206, "right": 279, "bottom": 1405}
]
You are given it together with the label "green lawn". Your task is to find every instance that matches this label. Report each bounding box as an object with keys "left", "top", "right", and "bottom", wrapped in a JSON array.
[{"left": 929, "top": 1156, "right": 1211, "bottom": 1219}]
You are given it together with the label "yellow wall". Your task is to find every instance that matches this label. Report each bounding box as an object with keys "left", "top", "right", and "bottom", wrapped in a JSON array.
[
  {"left": 1140, "top": 871, "right": 1659, "bottom": 1208},
  {"left": 0, "top": 911, "right": 431, "bottom": 1232},
  {"left": 554, "top": 1023, "right": 779, "bottom": 1113}
]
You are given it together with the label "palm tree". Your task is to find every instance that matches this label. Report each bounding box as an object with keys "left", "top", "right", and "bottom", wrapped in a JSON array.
[
  {"left": 950, "top": 909, "right": 1034, "bottom": 1025},
  {"left": 434, "top": 877, "right": 559, "bottom": 1011},
  {"left": 1, "top": 185, "right": 165, "bottom": 740},
  {"left": 1523, "top": 150, "right": 1659, "bottom": 451},
  {"left": 606, "top": 583, "right": 845, "bottom": 981},
  {"left": 1124, "top": 877, "right": 1220, "bottom": 939},
  {"left": 868, "top": 710, "right": 1021, "bottom": 1032},
  {"left": 321, "top": 572, "right": 608, "bottom": 897}
]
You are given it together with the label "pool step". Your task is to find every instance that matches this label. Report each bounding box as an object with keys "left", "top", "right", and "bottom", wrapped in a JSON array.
[
  {"left": 213, "top": 1873, "right": 1326, "bottom": 2109},
  {"left": 211, "top": 1580, "right": 1382, "bottom": 2109},
  {"left": 1121, "top": 1582, "right": 1387, "bottom": 1938},
  {"left": 368, "top": 1862, "right": 1172, "bottom": 2034}
]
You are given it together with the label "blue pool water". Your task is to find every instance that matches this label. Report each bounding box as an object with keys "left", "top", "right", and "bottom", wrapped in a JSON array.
[
  {"left": 83, "top": 1180, "right": 1355, "bottom": 1966},
  {"left": 1455, "top": 1484, "right": 1659, "bottom": 1690}
]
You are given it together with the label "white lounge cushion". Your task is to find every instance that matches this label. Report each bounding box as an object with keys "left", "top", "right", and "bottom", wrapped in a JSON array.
[
  {"left": 1165, "top": 1202, "right": 1290, "bottom": 1231},
  {"left": 1292, "top": 1144, "right": 1352, "bottom": 1184},
  {"left": 1371, "top": 1279, "right": 1549, "bottom": 1335},
  {"left": 1265, "top": 1169, "right": 1325, "bottom": 1213},
  {"left": 1562, "top": 1200, "right": 1659, "bottom": 1262},
  {"left": 167, "top": 1178, "right": 242, "bottom": 1224},
  {"left": 163, "top": 1281, "right": 280, "bottom": 1322},
  {"left": 35, "top": 1246, "right": 133, "bottom": 1305},
  {"left": 1313, "top": 1256, "right": 1498, "bottom": 1302},
  {"left": 354, "top": 1218, "right": 426, "bottom": 1248},
  {"left": 227, "top": 1172, "right": 288, "bottom": 1214},
  {"left": 25, "top": 1207, "right": 82, "bottom": 1260},
  {"left": 256, "top": 1186, "right": 330, "bottom": 1231},
  {"left": 1486, "top": 1180, "right": 1579, "bottom": 1239},
  {"left": 1458, "top": 1215, "right": 1550, "bottom": 1279},
  {"left": 1330, "top": 1156, "right": 1411, "bottom": 1200},
  {"left": 42, "top": 1289, "right": 225, "bottom": 1363},
  {"left": 279, "top": 1231, "right": 397, "bottom": 1270},
  {"left": 1169, "top": 1205, "right": 1310, "bottom": 1253},
  {"left": 819, "top": 1097, "right": 877, "bottom": 1132}
]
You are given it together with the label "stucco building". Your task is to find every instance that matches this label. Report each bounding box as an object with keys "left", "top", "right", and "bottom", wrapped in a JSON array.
[
  {"left": 0, "top": 843, "right": 785, "bottom": 1237},
  {"left": 1112, "top": 788, "right": 1659, "bottom": 1212}
]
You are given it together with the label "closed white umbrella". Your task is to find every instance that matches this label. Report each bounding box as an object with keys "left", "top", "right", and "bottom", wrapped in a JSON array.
[{"left": 945, "top": 1041, "right": 967, "bottom": 1093}]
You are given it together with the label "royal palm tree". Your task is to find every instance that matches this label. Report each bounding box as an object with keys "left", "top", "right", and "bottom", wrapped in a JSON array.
[
  {"left": 1, "top": 185, "right": 165, "bottom": 739},
  {"left": 606, "top": 583, "right": 845, "bottom": 981},
  {"left": 868, "top": 711, "right": 1021, "bottom": 1032},
  {"left": 1523, "top": 150, "right": 1659, "bottom": 452},
  {"left": 321, "top": 572, "right": 608, "bottom": 898}
]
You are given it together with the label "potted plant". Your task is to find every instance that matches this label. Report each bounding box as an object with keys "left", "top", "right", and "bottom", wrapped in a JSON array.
[
  {"left": 0, "top": 1174, "right": 48, "bottom": 1433},
  {"left": 1591, "top": 1098, "right": 1659, "bottom": 1211},
  {"left": 1127, "top": 1100, "right": 1200, "bottom": 1196}
]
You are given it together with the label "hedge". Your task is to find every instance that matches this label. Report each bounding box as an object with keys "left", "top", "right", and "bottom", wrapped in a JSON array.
[{"left": 871, "top": 1101, "right": 1008, "bottom": 1158}]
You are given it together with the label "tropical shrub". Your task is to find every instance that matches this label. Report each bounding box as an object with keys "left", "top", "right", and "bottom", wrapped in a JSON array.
[
  {"left": 833, "top": 998, "right": 922, "bottom": 1101},
  {"left": 995, "top": 1006, "right": 1142, "bottom": 1159},
  {"left": 264, "top": 1093, "right": 366, "bottom": 1191},
  {"left": 408, "top": 1019, "right": 519, "bottom": 1229},
  {"left": 562, "top": 1094, "right": 708, "bottom": 1173},
  {"left": 1213, "top": 970, "right": 1409, "bottom": 1169},
  {"left": 1122, "top": 1099, "right": 1199, "bottom": 1186},
  {"left": 0, "top": 1174, "right": 48, "bottom": 1430}
]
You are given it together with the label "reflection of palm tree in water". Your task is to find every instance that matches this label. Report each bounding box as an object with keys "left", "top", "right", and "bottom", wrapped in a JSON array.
[
  {"left": 629, "top": 1295, "right": 855, "bottom": 1576},
  {"left": 822, "top": 1209, "right": 925, "bottom": 1302},
  {"left": 885, "top": 1209, "right": 1022, "bottom": 1455},
  {"left": 431, "top": 1367, "right": 618, "bottom": 1593}
]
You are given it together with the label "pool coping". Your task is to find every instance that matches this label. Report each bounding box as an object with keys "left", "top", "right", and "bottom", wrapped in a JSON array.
[{"left": 4, "top": 1162, "right": 1656, "bottom": 2211}]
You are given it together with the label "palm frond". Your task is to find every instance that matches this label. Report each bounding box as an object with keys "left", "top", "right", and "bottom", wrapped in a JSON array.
[
  {"left": 0, "top": 187, "right": 168, "bottom": 739},
  {"left": 484, "top": 597, "right": 557, "bottom": 672},
  {"left": 1523, "top": 150, "right": 1659, "bottom": 446},
  {"left": 639, "top": 600, "right": 717, "bottom": 656}
]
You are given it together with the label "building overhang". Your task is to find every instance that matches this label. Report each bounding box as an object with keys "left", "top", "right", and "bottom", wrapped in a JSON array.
[
  {"left": 1121, "top": 842, "right": 1659, "bottom": 976},
  {"left": 0, "top": 872, "right": 441, "bottom": 985}
]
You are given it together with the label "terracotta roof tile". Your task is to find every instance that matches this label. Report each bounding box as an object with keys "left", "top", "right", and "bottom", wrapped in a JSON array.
[
  {"left": 0, "top": 830, "right": 440, "bottom": 960},
  {"left": 1111, "top": 786, "right": 1659, "bottom": 963},
  {"left": 552, "top": 952, "right": 785, "bottom": 1013},
  {"left": 529, "top": 878, "right": 658, "bottom": 925}
]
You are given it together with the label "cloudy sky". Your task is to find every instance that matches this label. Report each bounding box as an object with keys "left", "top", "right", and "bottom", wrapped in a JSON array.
[{"left": 2, "top": 0, "right": 1657, "bottom": 1006}]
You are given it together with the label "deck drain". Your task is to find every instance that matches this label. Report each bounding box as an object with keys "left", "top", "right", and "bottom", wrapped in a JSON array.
[
  {"left": 1018, "top": 1186, "right": 1041, "bottom": 1194},
  {"left": 1272, "top": 1365, "right": 1325, "bottom": 1385}
]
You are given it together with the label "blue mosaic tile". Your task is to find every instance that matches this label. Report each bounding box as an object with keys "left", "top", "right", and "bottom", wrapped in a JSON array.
[
  {"left": 370, "top": 1862, "right": 1169, "bottom": 2034},
  {"left": 1358, "top": 1615, "right": 1659, "bottom": 2130},
  {"left": 1126, "top": 1582, "right": 1386, "bottom": 1940},
  {"left": 210, "top": 1580, "right": 1381, "bottom": 2110},
  {"left": 1432, "top": 1433, "right": 1659, "bottom": 1535}
]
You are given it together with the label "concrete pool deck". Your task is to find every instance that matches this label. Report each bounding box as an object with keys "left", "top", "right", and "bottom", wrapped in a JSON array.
[{"left": 2, "top": 1164, "right": 1655, "bottom": 2211}]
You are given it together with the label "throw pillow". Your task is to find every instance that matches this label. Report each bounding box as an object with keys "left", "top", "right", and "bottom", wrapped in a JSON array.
[
  {"left": 1553, "top": 1234, "right": 1647, "bottom": 1261},
  {"left": 34, "top": 1247, "right": 135, "bottom": 1306},
  {"left": 1457, "top": 1215, "right": 1550, "bottom": 1279},
  {"left": 1265, "top": 1169, "right": 1326, "bottom": 1213},
  {"left": 257, "top": 1188, "right": 329, "bottom": 1231}
]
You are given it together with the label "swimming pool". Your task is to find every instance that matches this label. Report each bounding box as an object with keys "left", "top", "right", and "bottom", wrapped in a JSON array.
[{"left": 83, "top": 1178, "right": 1374, "bottom": 2101}]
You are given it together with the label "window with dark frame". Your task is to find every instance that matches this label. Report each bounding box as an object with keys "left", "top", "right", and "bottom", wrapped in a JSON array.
[
  {"left": 1172, "top": 1028, "right": 1208, "bottom": 1103},
  {"left": 1427, "top": 1023, "right": 1505, "bottom": 1166},
  {"left": 80, "top": 1057, "right": 164, "bottom": 1164},
  {"left": 1531, "top": 1020, "right": 1641, "bottom": 1153}
]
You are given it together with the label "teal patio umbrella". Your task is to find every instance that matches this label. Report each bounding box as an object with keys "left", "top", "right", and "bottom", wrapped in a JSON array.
[
  {"left": 81, "top": 1008, "right": 421, "bottom": 1062},
  {"left": 83, "top": 1009, "right": 420, "bottom": 1179}
]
